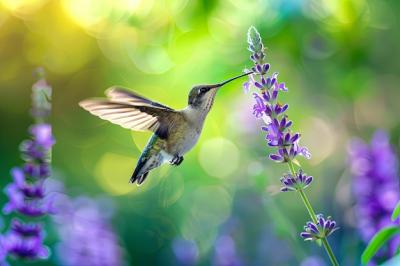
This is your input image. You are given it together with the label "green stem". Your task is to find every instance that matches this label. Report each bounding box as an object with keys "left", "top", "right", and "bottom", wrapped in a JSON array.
[
  {"left": 286, "top": 160, "right": 339, "bottom": 266},
  {"left": 322, "top": 237, "right": 339, "bottom": 266}
]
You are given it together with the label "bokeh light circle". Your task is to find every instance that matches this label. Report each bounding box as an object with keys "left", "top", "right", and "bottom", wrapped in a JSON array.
[{"left": 198, "top": 137, "right": 240, "bottom": 178}]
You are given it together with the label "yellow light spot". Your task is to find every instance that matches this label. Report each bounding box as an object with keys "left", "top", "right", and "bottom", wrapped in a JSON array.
[
  {"left": 62, "top": 0, "right": 142, "bottom": 33},
  {"left": 302, "top": 117, "right": 337, "bottom": 165},
  {"left": 94, "top": 152, "right": 137, "bottom": 195},
  {"left": 0, "top": 0, "right": 48, "bottom": 16},
  {"left": 198, "top": 138, "right": 239, "bottom": 178},
  {"left": 127, "top": 45, "right": 174, "bottom": 74}
]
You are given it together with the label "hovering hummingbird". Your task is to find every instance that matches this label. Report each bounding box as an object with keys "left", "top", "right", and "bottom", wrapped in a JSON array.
[{"left": 79, "top": 72, "right": 252, "bottom": 185}]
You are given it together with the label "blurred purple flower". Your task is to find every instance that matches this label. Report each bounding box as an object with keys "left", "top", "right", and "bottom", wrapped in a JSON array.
[
  {"left": 213, "top": 235, "right": 242, "bottom": 266},
  {"left": 1, "top": 73, "right": 54, "bottom": 262},
  {"left": 348, "top": 130, "right": 400, "bottom": 257},
  {"left": 172, "top": 238, "right": 198, "bottom": 266},
  {"left": 300, "top": 214, "right": 339, "bottom": 241},
  {"left": 300, "top": 256, "right": 327, "bottom": 266},
  {"left": 244, "top": 26, "right": 310, "bottom": 164},
  {"left": 54, "top": 197, "right": 123, "bottom": 266}
]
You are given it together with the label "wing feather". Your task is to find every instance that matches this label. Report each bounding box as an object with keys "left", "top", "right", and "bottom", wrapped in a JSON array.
[
  {"left": 105, "top": 87, "right": 173, "bottom": 110},
  {"left": 79, "top": 89, "right": 177, "bottom": 138}
]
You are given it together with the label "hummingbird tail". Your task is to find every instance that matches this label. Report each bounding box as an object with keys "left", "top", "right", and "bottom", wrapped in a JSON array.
[
  {"left": 130, "top": 134, "right": 164, "bottom": 185},
  {"left": 130, "top": 171, "right": 149, "bottom": 185},
  {"left": 130, "top": 158, "right": 149, "bottom": 185}
]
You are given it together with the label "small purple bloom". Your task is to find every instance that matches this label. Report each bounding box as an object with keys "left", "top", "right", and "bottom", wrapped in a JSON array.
[
  {"left": 280, "top": 170, "right": 313, "bottom": 192},
  {"left": 2, "top": 230, "right": 49, "bottom": 260},
  {"left": 243, "top": 82, "right": 250, "bottom": 93},
  {"left": 30, "top": 124, "right": 54, "bottom": 149},
  {"left": 300, "top": 214, "right": 339, "bottom": 241},
  {"left": 252, "top": 93, "right": 266, "bottom": 118}
]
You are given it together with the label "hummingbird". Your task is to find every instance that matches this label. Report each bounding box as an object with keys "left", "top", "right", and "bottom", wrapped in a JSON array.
[{"left": 79, "top": 72, "right": 252, "bottom": 185}]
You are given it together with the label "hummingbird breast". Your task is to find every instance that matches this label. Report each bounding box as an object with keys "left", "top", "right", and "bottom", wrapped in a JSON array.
[
  {"left": 164, "top": 107, "right": 205, "bottom": 156},
  {"left": 166, "top": 122, "right": 201, "bottom": 156}
]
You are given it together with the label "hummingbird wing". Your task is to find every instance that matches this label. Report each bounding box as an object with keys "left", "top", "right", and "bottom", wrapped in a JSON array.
[
  {"left": 105, "top": 86, "right": 173, "bottom": 110},
  {"left": 79, "top": 88, "right": 178, "bottom": 138}
]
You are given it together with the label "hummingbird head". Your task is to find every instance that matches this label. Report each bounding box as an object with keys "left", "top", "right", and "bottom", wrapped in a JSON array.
[{"left": 188, "top": 72, "right": 253, "bottom": 112}]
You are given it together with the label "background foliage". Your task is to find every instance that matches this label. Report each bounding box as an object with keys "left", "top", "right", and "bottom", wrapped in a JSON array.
[{"left": 1, "top": 0, "right": 400, "bottom": 265}]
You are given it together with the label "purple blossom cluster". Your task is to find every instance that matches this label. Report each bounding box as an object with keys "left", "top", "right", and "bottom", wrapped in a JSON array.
[
  {"left": 280, "top": 170, "right": 313, "bottom": 192},
  {"left": 348, "top": 130, "right": 400, "bottom": 256},
  {"left": 244, "top": 26, "right": 311, "bottom": 164},
  {"left": 54, "top": 197, "right": 123, "bottom": 266},
  {"left": 0, "top": 74, "right": 54, "bottom": 263},
  {"left": 300, "top": 214, "right": 339, "bottom": 241}
]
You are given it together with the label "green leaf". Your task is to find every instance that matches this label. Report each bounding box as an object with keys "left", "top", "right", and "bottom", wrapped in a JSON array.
[
  {"left": 391, "top": 201, "right": 400, "bottom": 222},
  {"left": 361, "top": 226, "right": 400, "bottom": 265}
]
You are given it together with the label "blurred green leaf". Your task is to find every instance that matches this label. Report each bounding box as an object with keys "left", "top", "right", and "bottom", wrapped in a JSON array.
[
  {"left": 391, "top": 201, "right": 400, "bottom": 222},
  {"left": 361, "top": 226, "right": 400, "bottom": 265}
]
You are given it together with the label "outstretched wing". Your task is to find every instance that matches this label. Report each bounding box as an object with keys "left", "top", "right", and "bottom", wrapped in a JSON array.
[
  {"left": 79, "top": 87, "right": 177, "bottom": 138},
  {"left": 106, "top": 86, "right": 173, "bottom": 110}
]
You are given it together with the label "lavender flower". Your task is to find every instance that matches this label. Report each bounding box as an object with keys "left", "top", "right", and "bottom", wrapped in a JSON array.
[
  {"left": 244, "top": 27, "right": 339, "bottom": 265},
  {"left": 280, "top": 170, "right": 313, "bottom": 192},
  {"left": 172, "top": 238, "right": 199, "bottom": 266},
  {"left": 300, "top": 214, "right": 339, "bottom": 241},
  {"left": 213, "top": 235, "right": 242, "bottom": 266},
  {"left": 54, "top": 197, "right": 123, "bottom": 266},
  {"left": 244, "top": 26, "right": 310, "bottom": 164},
  {"left": 1, "top": 72, "right": 54, "bottom": 262},
  {"left": 348, "top": 130, "right": 400, "bottom": 257}
]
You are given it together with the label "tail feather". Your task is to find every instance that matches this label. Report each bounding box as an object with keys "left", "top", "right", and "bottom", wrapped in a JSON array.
[
  {"left": 130, "top": 134, "right": 162, "bottom": 185},
  {"left": 130, "top": 157, "right": 148, "bottom": 184}
]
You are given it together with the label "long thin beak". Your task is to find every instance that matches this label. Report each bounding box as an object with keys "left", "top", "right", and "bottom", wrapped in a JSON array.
[{"left": 206, "top": 71, "right": 254, "bottom": 90}]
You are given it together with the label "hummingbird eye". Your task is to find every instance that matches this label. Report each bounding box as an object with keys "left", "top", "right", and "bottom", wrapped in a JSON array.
[{"left": 199, "top": 87, "right": 208, "bottom": 94}]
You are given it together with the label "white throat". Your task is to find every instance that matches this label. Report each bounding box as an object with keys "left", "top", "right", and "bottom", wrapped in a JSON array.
[{"left": 182, "top": 106, "right": 207, "bottom": 129}]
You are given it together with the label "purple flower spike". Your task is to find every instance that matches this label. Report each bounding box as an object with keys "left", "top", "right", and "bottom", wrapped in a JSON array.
[
  {"left": 300, "top": 214, "right": 339, "bottom": 241},
  {"left": 348, "top": 130, "right": 400, "bottom": 260},
  {"left": 280, "top": 169, "right": 313, "bottom": 192},
  {"left": 245, "top": 26, "right": 339, "bottom": 265},
  {"left": 1, "top": 71, "right": 55, "bottom": 263},
  {"left": 54, "top": 197, "right": 123, "bottom": 266},
  {"left": 245, "top": 27, "right": 310, "bottom": 164}
]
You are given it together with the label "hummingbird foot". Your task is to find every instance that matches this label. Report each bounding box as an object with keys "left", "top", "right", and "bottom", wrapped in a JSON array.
[{"left": 171, "top": 155, "right": 184, "bottom": 166}]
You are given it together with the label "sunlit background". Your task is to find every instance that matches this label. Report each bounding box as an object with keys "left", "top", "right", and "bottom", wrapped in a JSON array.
[{"left": 1, "top": 0, "right": 400, "bottom": 265}]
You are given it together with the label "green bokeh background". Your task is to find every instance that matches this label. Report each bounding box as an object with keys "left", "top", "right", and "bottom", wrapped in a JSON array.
[{"left": 1, "top": 0, "right": 400, "bottom": 265}]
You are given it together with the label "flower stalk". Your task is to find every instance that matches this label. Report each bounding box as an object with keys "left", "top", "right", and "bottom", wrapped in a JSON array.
[{"left": 244, "top": 26, "right": 339, "bottom": 266}]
